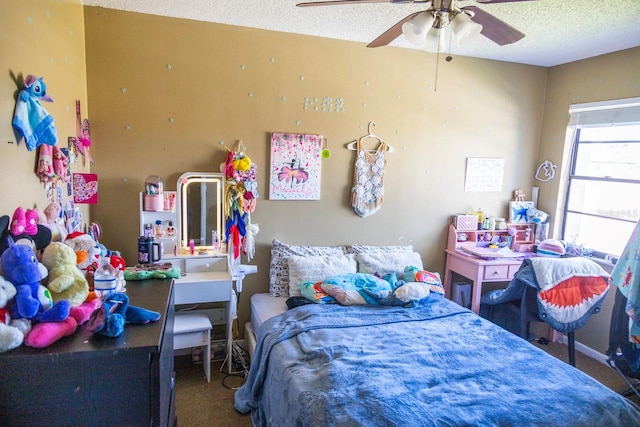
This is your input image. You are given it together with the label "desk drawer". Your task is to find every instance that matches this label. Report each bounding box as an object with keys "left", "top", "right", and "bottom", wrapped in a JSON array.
[
  {"left": 174, "top": 280, "right": 232, "bottom": 304},
  {"left": 184, "top": 257, "right": 226, "bottom": 273},
  {"left": 483, "top": 265, "right": 510, "bottom": 280}
]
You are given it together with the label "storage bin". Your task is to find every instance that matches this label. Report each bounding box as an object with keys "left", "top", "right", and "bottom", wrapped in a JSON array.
[{"left": 452, "top": 282, "right": 471, "bottom": 308}]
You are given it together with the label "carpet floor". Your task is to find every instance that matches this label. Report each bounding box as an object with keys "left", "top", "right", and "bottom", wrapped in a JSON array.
[{"left": 174, "top": 341, "right": 639, "bottom": 426}]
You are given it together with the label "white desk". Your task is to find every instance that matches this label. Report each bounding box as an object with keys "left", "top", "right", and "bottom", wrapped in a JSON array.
[{"left": 173, "top": 270, "right": 234, "bottom": 373}]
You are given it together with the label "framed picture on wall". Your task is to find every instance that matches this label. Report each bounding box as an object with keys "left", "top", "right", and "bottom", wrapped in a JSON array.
[
  {"left": 509, "top": 201, "right": 534, "bottom": 223},
  {"left": 269, "top": 132, "right": 323, "bottom": 200}
]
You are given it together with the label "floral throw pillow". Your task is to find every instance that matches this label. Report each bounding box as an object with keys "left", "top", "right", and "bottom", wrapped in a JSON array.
[{"left": 269, "top": 239, "right": 345, "bottom": 297}]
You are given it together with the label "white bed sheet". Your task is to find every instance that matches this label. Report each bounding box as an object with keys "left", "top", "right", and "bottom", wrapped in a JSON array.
[{"left": 246, "top": 293, "right": 288, "bottom": 361}]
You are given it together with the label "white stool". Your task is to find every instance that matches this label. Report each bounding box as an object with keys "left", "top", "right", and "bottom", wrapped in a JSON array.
[{"left": 174, "top": 313, "right": 212, "bottom": 383}]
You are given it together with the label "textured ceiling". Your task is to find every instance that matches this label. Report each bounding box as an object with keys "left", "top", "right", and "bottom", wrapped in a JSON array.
[{"left": 81, "top": 0, "right": 640, "bottom": 67}]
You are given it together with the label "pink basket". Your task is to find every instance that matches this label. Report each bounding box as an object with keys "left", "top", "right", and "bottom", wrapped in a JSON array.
[{"left": 454, "top": 215, "right": 477, "bottom": 231}]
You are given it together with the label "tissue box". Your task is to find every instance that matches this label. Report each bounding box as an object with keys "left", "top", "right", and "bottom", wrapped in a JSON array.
[{"left": 454, "top": 215, "right": 477, "bottom": 231}]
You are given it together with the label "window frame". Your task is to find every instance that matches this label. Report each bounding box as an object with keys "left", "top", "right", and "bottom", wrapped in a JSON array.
[{"left": 561, "top": 120, "right": 640, "bottom": 258}]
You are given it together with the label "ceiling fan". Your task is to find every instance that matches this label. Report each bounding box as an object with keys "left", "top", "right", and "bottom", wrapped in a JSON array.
[{"left": 296, "top": 0, "right": 535, "bottom": 50}]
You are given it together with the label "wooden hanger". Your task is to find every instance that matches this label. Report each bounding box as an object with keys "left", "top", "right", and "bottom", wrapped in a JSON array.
[{"left": 346, "top": 122, "right": 394, "bottom": 153}]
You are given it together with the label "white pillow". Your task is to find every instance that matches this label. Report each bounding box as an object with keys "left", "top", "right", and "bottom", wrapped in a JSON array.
[
  {"left": 356, "top": 251, "right": 423, "bottom": 276},
  {"left": 288, "top": 254, "right": 357, "bottom": 297}
]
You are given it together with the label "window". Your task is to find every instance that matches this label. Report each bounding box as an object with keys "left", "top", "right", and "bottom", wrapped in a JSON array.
[{"left": 563, "top": 98, "right": 640, "bottom": 257}]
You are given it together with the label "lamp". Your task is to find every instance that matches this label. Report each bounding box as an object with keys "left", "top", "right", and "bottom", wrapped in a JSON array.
[
  {"left": 450, "top": 11, "right": 483, "bottom": 45},
  {"left": 423, "top": 28, "right": 446, "bottom": 53},
  {"left": 401, "top": 11, "right": 435, "bottom": 45},
  {"left": 401, "top": 8, "right": 483, "bottom": 51}
]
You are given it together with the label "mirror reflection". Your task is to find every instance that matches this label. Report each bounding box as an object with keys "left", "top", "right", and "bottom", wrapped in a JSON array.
[{"left": 177, "top": 172, "right": 224, "bottom": 250}]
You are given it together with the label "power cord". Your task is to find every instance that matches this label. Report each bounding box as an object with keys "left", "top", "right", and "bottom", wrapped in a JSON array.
[{"left": 221, "top": 341, "right": 250, "bottom": 390}]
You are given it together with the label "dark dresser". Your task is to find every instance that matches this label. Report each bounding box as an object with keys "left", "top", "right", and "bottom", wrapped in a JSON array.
[{"left": 0, "top": 279, "right": 175, "bottom": 427}]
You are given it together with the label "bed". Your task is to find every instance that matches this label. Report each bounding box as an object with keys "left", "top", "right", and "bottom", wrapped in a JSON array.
[{"left": 235, "top": 240, "right": 640, "bottom": 426}]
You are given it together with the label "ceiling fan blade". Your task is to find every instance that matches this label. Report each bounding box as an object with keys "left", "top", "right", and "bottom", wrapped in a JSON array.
[
  {"left": 298, "top": 0, "right": 394, "bottom": 7},
  {"left": 464, "top": 6, "right": 525, "bottom": 46},
  {"left": 367, "top": 11, "right": 422, "bottom": 48},
  {"left": 297, "top": 0, "right": 424, "bottom": 7}
]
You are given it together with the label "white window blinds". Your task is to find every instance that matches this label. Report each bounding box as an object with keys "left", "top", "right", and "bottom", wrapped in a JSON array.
[{"left": 568, "top": 97, "right": 640, "bottom": 128}]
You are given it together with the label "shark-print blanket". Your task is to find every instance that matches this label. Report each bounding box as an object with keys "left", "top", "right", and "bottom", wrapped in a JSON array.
[{"left": 482, "top": 257, "right": 610, "bottom": 333}]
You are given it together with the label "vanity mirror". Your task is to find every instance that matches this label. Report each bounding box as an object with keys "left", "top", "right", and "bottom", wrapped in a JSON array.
[{"left": 176, "top": 172, "right": 225, "bottom": 251}]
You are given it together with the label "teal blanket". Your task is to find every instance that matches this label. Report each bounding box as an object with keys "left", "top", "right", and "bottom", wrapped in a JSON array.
[{"left": 235, "top": 295, "right": 640, "bottom": 426}]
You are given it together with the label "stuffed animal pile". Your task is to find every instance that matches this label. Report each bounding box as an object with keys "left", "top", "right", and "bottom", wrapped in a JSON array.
[{"left": 0, "top": 206, "right": 160, "bottom": 352}]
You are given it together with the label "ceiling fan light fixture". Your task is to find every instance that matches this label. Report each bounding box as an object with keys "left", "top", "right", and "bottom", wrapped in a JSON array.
[
  {"left": 422, "top": 27, "right": 446, "bottom": 53},
  {"left": 450, "top": 11, "right": 483, "bottom": 46},
  {"left": 401, "top": 11, "right": 435, "bottom": 46}
]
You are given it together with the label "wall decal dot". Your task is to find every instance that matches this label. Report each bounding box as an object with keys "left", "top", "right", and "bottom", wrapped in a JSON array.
[
  {"left": 282, "top": 96, "right": 287, "bottom": 101},
  {"left": 314, "top": 97, "right": 318, "bottom": 101},
  {"left": 240, "top": 65, "right": 245, "bottom": 70},
  {"left": 396, "top": 94, "right": 401, "bottom": 100},
  {"left": 453, "top": 106, "right": 459, "bottom": 111},
  {"left": 248, "top": 92, "right": 253, "bottom": 97},
  {"left": 362, "top": 102, "right": 367, "bottom": 107},
  {"left": 168, "top": 117, "right": 174, "bottom": 123},
  {"left": 64, "top": 56, "right": 69, "bottom": 62},
  {"left": 27, "top": 17, "right": 33, "bottom": 24},
  {"left": 124, "top": 125, "right": 131, "bottom": 130},
  {"left": 122, "top": 177, "right": 128, "bottom": 183},
  {"left": 359, "top": 124, "right": 365, "bottom": 129},
  {"left": 314, "top": 106, "right": 319, "bottom": 111},
  {"left": 219, "top": 141, "right": 225, "bottom": 146},
  {"left": 121, "top": 88, "right": 127, "bottom": 94},
  {"left": 633, "top": 83, "right": 639, "bottom": 89},
  {"left": 365, "top": 80, "right": 369, "bottom": 85},
  {"left": 70, "top": 30, "right": 74, "bottom": 36},
  {"left": 270, "top": 57, "right": 276, "bottom": 63},
  {"left": 300, "top": 75, "right": 305, "bottom": 80},
  {"left": 428, "top": 85, "right": 434, "bottom": 91},
  {"left": 46, "top": 10, "right": 51, "bottom": 18},
  {"left": 423, "top": 107, "right": 427, "bottom": 112},
  {"left": 166, "top": 64, "right": 172, "bottom": 70},
  {"left": 50, "top": 58, "right": 55, "bottom": 64},
  {"left": 598, "top": 79, "right": 604, "bottom": 84},
  {"left": 475, "top": 91, "right": 479, "bottom": 96},
  {"left": 295, "top": 120, "right": 300, "bottom": 125}
]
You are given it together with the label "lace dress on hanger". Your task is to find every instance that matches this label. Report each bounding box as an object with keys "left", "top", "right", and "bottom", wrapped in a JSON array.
[{"left": 351, "top": 140, "right": 388, "bottom": 217}]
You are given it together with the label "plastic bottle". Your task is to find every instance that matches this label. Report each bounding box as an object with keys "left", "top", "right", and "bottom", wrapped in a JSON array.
[
  {"left": 94, "top": 257, "right": 117, "bottom": 300},
  {"left": 189, "top": 239, "right": 195, "bottom": 255},
  {"left": 211, "top": 230, "right": 220, "bottom": 254},
  {"left": 154, "top": 220, "right": 164, "bottom": 238},
  {"left": 476, "top": 208, "right": 484, "bottom": 230}
]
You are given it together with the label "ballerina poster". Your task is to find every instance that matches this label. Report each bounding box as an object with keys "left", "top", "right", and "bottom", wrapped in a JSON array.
[{"left": 269, "top": 132, "right": 322, "bottom": 200}]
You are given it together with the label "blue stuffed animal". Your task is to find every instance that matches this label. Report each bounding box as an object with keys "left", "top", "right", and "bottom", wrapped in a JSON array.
[
  {"left": 12, "top": 74, "right": 58, "bottom": 151},
  {"left": 1, "top": 238, "right": 69, "bottom": 322}
]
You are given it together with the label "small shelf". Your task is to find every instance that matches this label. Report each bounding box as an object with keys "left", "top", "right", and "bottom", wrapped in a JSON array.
[{"left": 448, "top": 223, "right": 535, "bottom": 252}]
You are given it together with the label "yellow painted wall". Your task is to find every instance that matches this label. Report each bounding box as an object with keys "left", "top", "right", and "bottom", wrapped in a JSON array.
[
  {"left": 82, "top": 7, "right": 547, "bottom": 330},
  {"left": 1, "top": 0, "right": 90, "bottom": 222},
  {"left": 3, "top": 1, "right": 638, "bottom": 351},
  {"left": 538, "top": 47, "right": 640, "bottom": 353}
]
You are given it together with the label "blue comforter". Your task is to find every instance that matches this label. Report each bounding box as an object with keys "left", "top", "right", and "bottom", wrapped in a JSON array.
[{"left": 235, "top": 295, "right": 640, "bottom": 426}]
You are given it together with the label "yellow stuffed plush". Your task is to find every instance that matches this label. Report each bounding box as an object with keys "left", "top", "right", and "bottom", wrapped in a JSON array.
[{"left": 41, "top": 242, "right": 89, "bottom": 307}]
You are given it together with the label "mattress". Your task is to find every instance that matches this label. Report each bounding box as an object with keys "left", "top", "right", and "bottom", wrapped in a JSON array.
[
  {"left": 250, "top": 293, "right": 289, "bottom": 333},
  {"left": 246, "top": 293, "right": 288, "bottom": 361}
]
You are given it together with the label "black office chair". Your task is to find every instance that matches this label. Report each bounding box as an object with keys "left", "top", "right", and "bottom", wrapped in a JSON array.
[
  {"left": 481, "top": 257, "right": 609, "bottom": 367},
  {"left": 606, "top": 287, "right": 640, "bottom": 399}
]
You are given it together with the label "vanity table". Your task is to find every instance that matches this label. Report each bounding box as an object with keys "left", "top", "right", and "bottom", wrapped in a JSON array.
[{"left": 168, "top": 254, "right": 234, "bottom": 373}]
